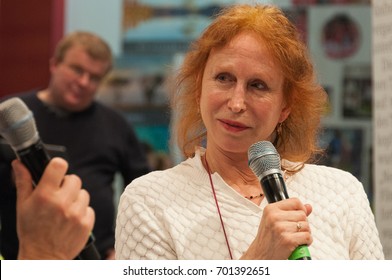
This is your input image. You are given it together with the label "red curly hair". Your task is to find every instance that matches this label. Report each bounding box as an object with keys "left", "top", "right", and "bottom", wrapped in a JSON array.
[{"left": 171, "top": 4, "right": 327, "bottom": 170}]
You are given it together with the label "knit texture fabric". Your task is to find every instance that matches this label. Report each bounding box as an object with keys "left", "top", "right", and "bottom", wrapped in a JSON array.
[{"left": 115, "top": 149, "right": 384, "bottom": 260}]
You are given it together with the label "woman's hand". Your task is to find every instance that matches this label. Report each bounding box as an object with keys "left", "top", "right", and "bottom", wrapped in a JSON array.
[{"left": 242, "top": 198, "right": 312, "bottom": 260}]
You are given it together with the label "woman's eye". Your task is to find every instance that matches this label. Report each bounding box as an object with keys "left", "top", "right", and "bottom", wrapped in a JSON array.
[
  {"left": 216, "top": 73, "right": 233, "bottom": 83},
  {"left": 250, "top": 81, "right": 268, "bottom": 90}
]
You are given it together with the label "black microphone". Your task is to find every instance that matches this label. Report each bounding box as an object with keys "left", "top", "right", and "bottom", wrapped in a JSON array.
[
  {"left": 248, "top": 140, "right": 311, "bottom": 260},
  {"left": 0, "top": 97, "right": 101, "bottom": 260}
]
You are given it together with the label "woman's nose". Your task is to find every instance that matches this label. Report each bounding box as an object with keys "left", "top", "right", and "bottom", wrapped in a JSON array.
[{"left": 227, "top": 86, "right": 247, "bottom": 113}]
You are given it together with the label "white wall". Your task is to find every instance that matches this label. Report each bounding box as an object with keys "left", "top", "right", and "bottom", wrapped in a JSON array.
[
  {"left": 65, "top": 0, "right": 123, "bottom": 56},
  {"left": 373, "top": 1, "right": 392, "bottom": 260}
]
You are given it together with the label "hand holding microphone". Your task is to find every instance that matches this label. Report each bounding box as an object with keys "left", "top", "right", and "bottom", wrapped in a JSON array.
[
  {"left": 0, "top": 97, "right": 100, "bottom": 260},
  {"left": 248, "top": 141, "right": 312, "bottom": 260},
  {"left": 13, "top": 157, "right": 95, "bottom": 260}
]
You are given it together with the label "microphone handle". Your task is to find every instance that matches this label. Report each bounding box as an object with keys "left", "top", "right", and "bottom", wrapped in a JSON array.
[
  {"left": 261, "top": 173, "right": 312, "bottom": 260},
  {"left": 17, "top": 140, "right": 101, "bottom": 260},
  {"left": 76, "top": 235, "right": 100, "bottom": 260},
  {"left": 260, "top": 173, "right": 290, "bottom": 203},
  {"left": 17, "top": 140, "right": 51, "bottom": 185}
]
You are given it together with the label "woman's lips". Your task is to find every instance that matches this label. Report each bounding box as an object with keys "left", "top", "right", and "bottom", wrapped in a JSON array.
[{"left": 219, "top": 119, "right": 249, "bottom": 132}]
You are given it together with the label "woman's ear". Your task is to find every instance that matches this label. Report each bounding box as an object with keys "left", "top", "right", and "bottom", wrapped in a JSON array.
[{"left": 279, "top": 105, "right": 291, "bottom": 123}]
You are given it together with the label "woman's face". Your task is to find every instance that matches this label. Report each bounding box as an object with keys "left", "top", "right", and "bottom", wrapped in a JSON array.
[{"left": 200, "top": 32, "right": 290, "bottom": 154}]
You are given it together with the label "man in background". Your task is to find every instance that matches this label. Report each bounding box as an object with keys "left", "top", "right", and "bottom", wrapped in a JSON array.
[{"left": 0, "top": 31, "right": 150, "bottom": 259}]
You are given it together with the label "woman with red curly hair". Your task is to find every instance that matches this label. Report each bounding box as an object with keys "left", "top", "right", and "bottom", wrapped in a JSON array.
[{"left": 115, "top": 4, "right": 383, "bottom": 260}]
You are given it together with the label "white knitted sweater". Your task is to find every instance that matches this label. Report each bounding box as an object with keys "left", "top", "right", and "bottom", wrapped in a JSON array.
[{"left": 115, "top": 150, "right": 384, "bottom": 260}]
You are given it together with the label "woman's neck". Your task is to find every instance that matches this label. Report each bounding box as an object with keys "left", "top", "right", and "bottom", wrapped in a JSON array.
[{"left": 203, "top": 148, "right": 264, "bottom": 201}]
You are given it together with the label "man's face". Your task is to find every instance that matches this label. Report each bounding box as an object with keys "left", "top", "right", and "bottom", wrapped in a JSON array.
[{"left": 49, "top": 45, "right": 110, "bottom": 112}]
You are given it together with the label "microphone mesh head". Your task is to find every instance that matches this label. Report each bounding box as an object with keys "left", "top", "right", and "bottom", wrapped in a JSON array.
[
  {"left": 248, "top": 141, "right": 281, "bottom": 176},
  {"left": 0, "top": 97, "right": 38, "bottom": 150}
]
